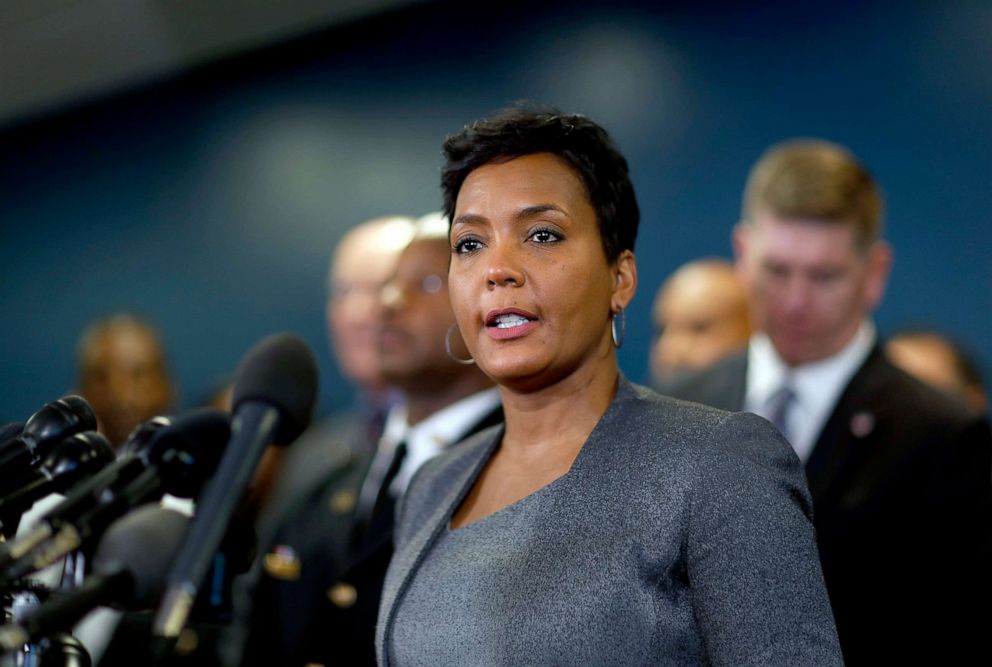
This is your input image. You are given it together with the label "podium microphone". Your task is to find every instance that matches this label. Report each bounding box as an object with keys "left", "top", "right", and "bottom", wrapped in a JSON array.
[
  {"left": 152, "top": 333, "right": 317, "bottom": 640},
  {"left": 0, "top": 410, "right": 228, "bottom": 585},
  {"left": 0, "top": 431, "right": 115, "bottom": 536},
  {"left": 0, "top": 396, "right": 97, "bottom": 487}
]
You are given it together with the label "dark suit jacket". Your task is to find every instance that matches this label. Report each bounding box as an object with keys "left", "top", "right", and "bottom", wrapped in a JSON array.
[
  {"left": 243, "top": 404, "right": 503, "bottom": 667},
  {"left": 663, "top": 346, "right": 992, "bottom": 666}
]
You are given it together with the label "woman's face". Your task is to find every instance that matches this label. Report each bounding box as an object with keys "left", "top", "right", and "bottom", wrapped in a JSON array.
[{"left": 448, "top": 152, "right": 636, "bottom": 392}]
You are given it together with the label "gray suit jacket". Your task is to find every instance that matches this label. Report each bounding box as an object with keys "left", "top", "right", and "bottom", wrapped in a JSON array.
[{"left": 377, "top": 378, "right": 842, "bottom": 666}]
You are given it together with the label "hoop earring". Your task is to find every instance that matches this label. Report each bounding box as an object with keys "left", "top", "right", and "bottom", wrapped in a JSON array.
[
  {"left": 611, "top": 308, "right": 625, "bottom": 349},
  {"left": 445, "top": 323, "right": 475, "bottom": 365}
]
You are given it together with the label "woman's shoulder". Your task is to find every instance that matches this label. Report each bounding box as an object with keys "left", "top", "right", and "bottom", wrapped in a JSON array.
[
  {"left": 614, "top": 378, "right": 758, "bottom": 438},
  {"left": 613, "top": 378, "right": 800, "bottom": 471}
]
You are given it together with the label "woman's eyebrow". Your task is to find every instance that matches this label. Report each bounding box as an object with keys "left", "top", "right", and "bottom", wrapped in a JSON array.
[
  {"left": 452, "top": 213, "right": 487, "bottom": 227},
  {"left": 517, "top": 203, "right": 567, "bottom": 219},
  {"left": 453, "top": 203, "right": 567, "bottom": 227}
]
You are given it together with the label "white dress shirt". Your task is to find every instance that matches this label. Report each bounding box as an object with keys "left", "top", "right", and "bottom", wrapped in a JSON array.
[
  {"left": 357, "top": 388, "right": 502, "bottom": 512},
  {"left": 744, "top": 322, "right": 875, "bottom": 462}
]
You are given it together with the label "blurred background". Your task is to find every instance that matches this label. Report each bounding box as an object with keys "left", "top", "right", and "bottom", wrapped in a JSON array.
[{"left": 1, "top": 0, "right": 989, "bottom": 422}]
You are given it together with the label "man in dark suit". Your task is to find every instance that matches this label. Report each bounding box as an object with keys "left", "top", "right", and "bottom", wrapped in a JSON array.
[
  {"left": 241, "top": 214, "right": 501, "bottom": 667},
  {"left": 663, "top": 139, "right": 991, "bottom": 666}
]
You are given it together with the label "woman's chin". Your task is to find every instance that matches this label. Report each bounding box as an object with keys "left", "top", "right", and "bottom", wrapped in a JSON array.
[{"left": 478, "top": 357, "right": 548, "bottom": 389}]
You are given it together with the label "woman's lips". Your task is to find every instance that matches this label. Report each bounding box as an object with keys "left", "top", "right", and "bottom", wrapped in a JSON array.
[{"left": 485, "top": 308, "right": 539, "bottom": 340}]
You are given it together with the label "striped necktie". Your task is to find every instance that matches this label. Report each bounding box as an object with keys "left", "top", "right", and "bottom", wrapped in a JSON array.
[{"left": 766, "top": 384, "right": 796, "bottom": 443}]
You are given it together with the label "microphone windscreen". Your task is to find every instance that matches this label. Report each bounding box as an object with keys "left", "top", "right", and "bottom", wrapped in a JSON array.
[
  {"left": 53, "top": 396, "right": 98, "bottom": 433},
  {"left": 230, "top": 333, "right": 318, "bottom": 444},
  {"left": 45, "top": 431, "right": 115, "bottom": 479},
  {"left": 20, "top": 395, "right": 97, "bottom": 447},
  {"left": 119, "top": 416, "right": 173, "bottom": 458},
  {"left": 93, "top": 504, "right": 190, "bottom": 608}
]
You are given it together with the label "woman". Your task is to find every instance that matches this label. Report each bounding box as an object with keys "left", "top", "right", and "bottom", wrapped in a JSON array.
[{"left": 376, "top": 107, "right": 842, "bottom": 666}]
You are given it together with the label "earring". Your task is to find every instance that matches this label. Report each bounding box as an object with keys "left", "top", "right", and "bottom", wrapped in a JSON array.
[
  {"left": 445, "top": 323, "right": 475, "bottom": 365},
  {"left": 611, "top": 308, "right": 625, "bottom": 349}
]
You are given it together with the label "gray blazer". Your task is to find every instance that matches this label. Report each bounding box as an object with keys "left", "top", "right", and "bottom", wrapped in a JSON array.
[{"left": 377, "top": 378, "right": 842, "bottom": 666}]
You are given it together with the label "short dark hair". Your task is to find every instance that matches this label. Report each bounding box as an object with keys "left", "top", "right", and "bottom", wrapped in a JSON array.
[{"left": 441, "top": 105, "right": 639, "bottom": 261}]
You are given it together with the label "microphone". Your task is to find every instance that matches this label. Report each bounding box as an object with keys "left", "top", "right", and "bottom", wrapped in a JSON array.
[
  {"left": 118, "top": 415, "right": 173, "bottom": 458},
  {"left": 0, "top": 417, "right": 172, "bottom": 574},
  {"left": 153, "top": 333, "right": 318, "bottom": 639},
  {"left": 0, "top": 431, "right": 115, "bottom": 536},
  {"left": 0, "top": 504, "right": 189, "bottom": 653},
  {"left": 0, "top": 397, "right": 97, "bottom": 485},
  {"left": 0, "top": 422, "right": 24, "bottom": 445},
  {"left": 0, "top": 410, "right": 229, "bottom": 584}
]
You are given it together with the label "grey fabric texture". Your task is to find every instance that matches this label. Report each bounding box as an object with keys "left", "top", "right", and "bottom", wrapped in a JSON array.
[{"left": 377, "top": 378, "right": 842, "bottom": 666}]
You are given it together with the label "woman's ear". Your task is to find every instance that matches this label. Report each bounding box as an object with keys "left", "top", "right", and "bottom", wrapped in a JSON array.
[{"left": 611, "top": 250, "right": 638, "bottom": 312}]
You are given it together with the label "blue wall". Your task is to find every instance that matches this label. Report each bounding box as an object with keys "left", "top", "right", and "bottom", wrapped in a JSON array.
[{"left": 2, "top": 0, "right": 990, "bottom": 422}]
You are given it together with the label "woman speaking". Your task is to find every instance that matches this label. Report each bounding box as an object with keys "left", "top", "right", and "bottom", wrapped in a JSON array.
[{"left": 376, "top": 107, "right": 842, "bottom": 666}]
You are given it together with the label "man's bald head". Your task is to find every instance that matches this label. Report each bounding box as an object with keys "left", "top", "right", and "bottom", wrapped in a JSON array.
[
  {"left": 886, "top": 330, "right": 987, "bottom": 415},
  {"left": 326, "top": 216, "right": 416, "bottom": 392},
  {"left": 651, "top": 259, "right": 751, "bottom": 383}
]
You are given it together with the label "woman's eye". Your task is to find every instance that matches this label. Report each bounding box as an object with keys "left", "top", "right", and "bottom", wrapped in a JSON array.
[
  {"left": 453, "top": 238, "right": 483, "bottom": 254},
  {"left": 530, "top": 228, "right": 562, "bottom": 244}
]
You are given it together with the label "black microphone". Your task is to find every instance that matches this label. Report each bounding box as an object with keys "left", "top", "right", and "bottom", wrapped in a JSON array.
[
  {"left": 0, "top": 397, "right": 97, "bottom": 485},
  {"left": 0, "top": 431, "right": 115, "bottom": 536},
  {"left": 0, "top": 504, "right": 189, "bottom": 653},
  {"left": 153, "top": 333, "right": 318, "bottom": 639},
  {"left": 0, "top": 417, "right": 172, "bottom": 574},
  {"left": 1, "top": 410, "right": 229, "bottom": 584},
  {"left": 0, "top": 422, "right": 24, "bottom": 445},
  {"left": 118, "top": 415, "right": 173, "bottom": 458}
]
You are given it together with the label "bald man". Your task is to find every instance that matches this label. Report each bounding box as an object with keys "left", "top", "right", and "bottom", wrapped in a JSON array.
[
  {"left": 886, "top": 329, "right": 987, "bottom": 415},
  {"left": 244, "top": 214, "right": 500, "bottom": 667},
  {"left": 650, "top": 259, "right": 750, "bottom": 384},
  {"left": 327, "top": 217, "right": 418, "bottom": 397}
]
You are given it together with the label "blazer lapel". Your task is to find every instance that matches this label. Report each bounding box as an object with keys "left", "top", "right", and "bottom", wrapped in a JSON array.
[
  {"left": 377, "top": 428, "right": 502, "bottom": 666},
  {"left": 804, "top": 347, "right": 884, "bottom": 500}
]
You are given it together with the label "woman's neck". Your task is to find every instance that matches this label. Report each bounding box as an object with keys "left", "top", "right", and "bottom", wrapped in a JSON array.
[{"left": 498, "top": 356, "right": 620, "bottom": 458}]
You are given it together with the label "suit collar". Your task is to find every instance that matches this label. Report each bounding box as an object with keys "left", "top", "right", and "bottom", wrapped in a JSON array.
[
  {"left": 804, "top": 345, "right": 888, "bottom": 495},
  {"left": 377, "top": 425, "right": 501, "bottom": 666},
  {"left": 745, "top": 323, "right": 876, "bottom": 462}
]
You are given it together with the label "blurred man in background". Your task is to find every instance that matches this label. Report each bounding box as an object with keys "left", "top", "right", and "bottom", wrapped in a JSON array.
[
  {"left": 259, "top": 215, "right": 418, "bottom": 514},
  {"left": 211, "top": 216, "right": 416, "bottom": 667},
  {"left": 663, "top": 139, "right": 991, "bottom": 665},
  {"left": 241, "top": 214, "right": 501, "bottom": 667},
  {"left": 886, "top": 328, "right": 987, "bottom": 415},
  {"left": 75, "top": 313, "right": 175, "bottom": 448},
  {"left": 649, "top": 258, "right": 750, "bottom": 384}
]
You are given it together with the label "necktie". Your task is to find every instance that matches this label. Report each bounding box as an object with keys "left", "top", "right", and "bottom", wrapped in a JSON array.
[
  {"left": 372, "top": 440, "right": 407, "bottom": 517},
  {"left": 353, "top": 440, "right": 407, "bottom": 540},
  {"left": 766, "top": 385, "right": 796, "bottom": 443}
]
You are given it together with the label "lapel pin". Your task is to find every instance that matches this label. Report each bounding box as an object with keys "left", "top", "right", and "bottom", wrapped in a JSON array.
[
  {"left": 329, "top": 489, "right": 357, "bottom": 514},
  {"left": 850, "top": 411, "right": 875, "bottom": 438}
]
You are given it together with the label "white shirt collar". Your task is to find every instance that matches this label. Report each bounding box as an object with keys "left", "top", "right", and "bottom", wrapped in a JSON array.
[
  {"left": 745, "top": 321, "right": 875, "bottom": 462},
  {"left": 384, "top": 387, "right": 502, "bottom": 494}
]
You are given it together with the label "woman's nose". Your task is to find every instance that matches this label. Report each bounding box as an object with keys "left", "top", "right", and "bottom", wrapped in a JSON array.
[{"left": 486, "top": 243, "right": 525, "bottom": 288}]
